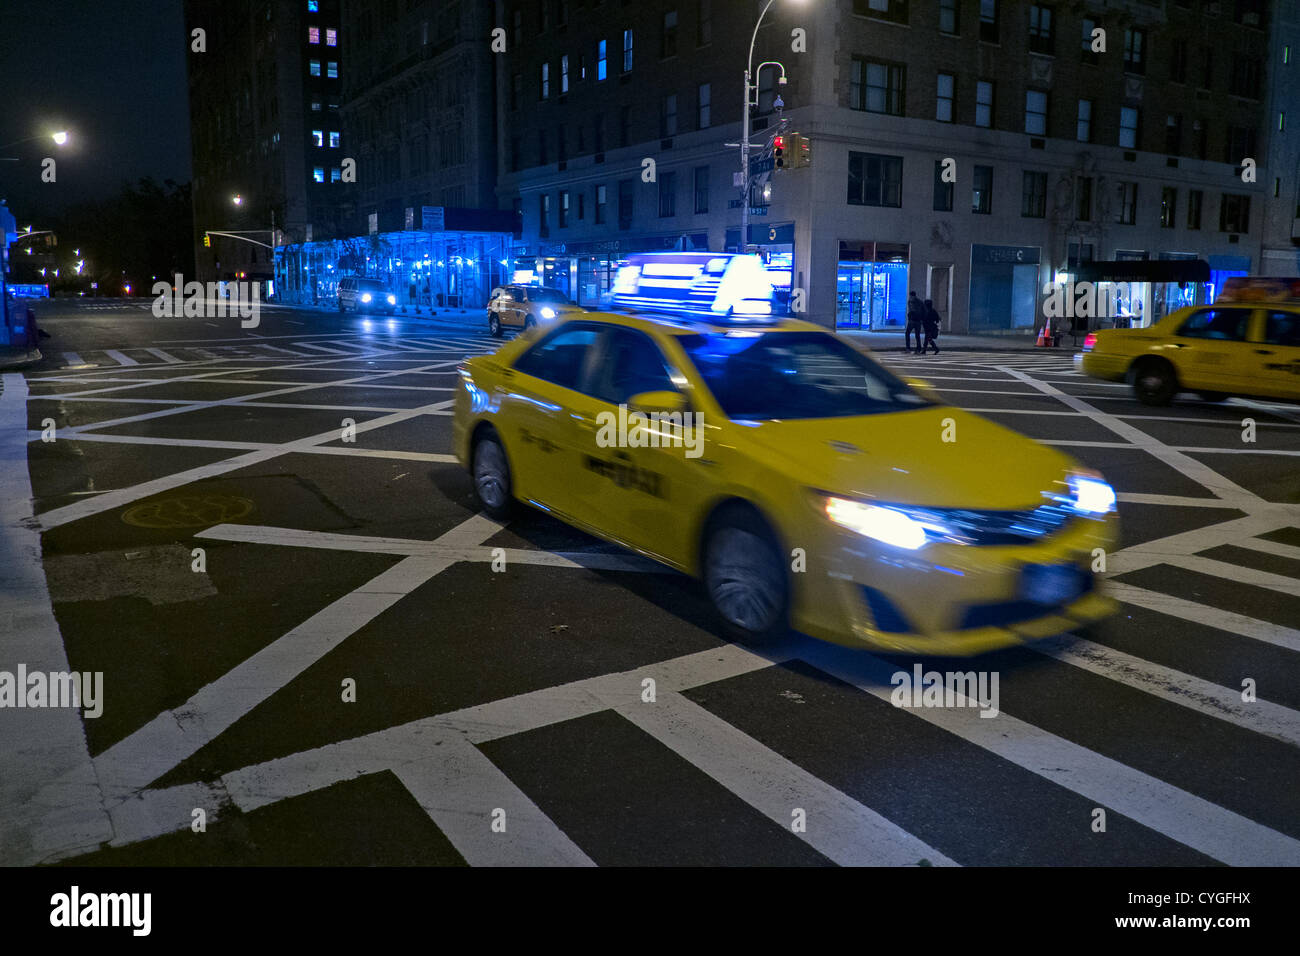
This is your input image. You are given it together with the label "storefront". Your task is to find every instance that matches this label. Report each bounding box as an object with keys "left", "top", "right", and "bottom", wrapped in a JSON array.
[
  {"left": 835, "top": 240, "right": 909, "bottom": 330},
  {"left": 1207, "top": 254, "right": 1252, "bottom": 303},
  {"left": 1071, "top": 259, "right": 1211, "bottom": 329},
  {"left": 727, "top": 223, "right": 795, "bottom": 314},
  {"left": 968, "top": 244, "right": 1040, "bottom": 332},
  {"left": 519, "top": 233, "right": 711, "bottom": 308}
]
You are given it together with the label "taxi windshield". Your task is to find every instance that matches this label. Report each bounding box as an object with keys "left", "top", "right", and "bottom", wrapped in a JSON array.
[
  {"left": 528, "top": 287, "right": 568, "bottom": 303},
  {"left": 678, "top": 331, "right": 930, "bottom": 420}
]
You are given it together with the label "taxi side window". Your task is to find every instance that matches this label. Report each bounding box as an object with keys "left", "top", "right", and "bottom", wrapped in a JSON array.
[
  {"left": 513, "top": 325, "right": 599, "bottom": 391},
  {"left": 1176, "top": 308, "right": 1251, "bottom": 341},
  {"left": 1263, "top": 311, "right": 1300, "bottom": 348},
  {"left": 588, "top": 328, "right": 676, "bottom": 404}
]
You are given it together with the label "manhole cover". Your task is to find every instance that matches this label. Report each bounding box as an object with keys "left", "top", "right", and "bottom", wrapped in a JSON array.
[{"left": 122, "top": 494, "right": 255, "bottom": 529}]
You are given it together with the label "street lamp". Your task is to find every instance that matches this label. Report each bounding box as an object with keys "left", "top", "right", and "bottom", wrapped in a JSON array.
[
  {"left": 739, "top": 0, "right": 806, "bottom": 254},
  {"left": 0, "top": 129, "right": 71, "bottom": 161}
]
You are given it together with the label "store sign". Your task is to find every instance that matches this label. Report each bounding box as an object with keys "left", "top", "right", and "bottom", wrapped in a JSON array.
[
  {"left": 972, "top": 244, "right": 1039, "bottom": 264},
  {"left": 422, "top": 206, "right": 445, "bottom": 231}
]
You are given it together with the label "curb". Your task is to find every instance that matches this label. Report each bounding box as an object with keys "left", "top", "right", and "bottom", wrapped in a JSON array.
[{"left": 0, "top": 348, "right": 43, "bottom": 370}]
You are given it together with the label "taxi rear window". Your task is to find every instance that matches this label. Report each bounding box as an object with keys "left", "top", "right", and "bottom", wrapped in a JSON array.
[{"left": 678, "top": 331, "right": 930, "bottom": 420}]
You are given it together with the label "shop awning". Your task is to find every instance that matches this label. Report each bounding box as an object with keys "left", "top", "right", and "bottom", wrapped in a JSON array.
[{"left": 1073, "top": 259, "right": 1210, "bottom": 283}]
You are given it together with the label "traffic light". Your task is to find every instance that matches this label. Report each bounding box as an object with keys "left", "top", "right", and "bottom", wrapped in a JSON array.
[
  {"left": 203, "top": 234, "right": 211, "bottom": 247},
  {"left": 789, "top": 133, "right": 812, "bottom": 168},
  {"left": 774, "top": 135, "right": 786, "bottom": 169}
]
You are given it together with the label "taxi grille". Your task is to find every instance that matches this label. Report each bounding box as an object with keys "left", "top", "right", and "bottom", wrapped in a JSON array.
[{"left": 927, "top": 504, "right": 1076, "bottom": 546}]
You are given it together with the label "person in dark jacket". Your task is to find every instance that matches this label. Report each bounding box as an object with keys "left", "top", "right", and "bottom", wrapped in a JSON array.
[
  {"left": 904, "top": 291, "right": 924, "bottom": 352},
  {"left": 920, "top": 299, "right": 941, "bottom": 355}
]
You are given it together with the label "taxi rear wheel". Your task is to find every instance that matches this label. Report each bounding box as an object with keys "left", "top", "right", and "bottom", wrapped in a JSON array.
[
  {"left": 488, "top": 312, "right": 502, "bottom": 337},
  {"left": 703, "top": 510, "right": 788, "bottom": 641},
  {"left": 1130, "top": 359, "right": 1178, "bottom": 406},
  {"left": 472, "top": 429, "right": 514, "bottom": 519}
]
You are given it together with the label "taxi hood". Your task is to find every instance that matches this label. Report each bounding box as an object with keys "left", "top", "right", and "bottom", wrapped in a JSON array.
[{"left": 730, "top": 406, "right": 1078, "bottom": 510}]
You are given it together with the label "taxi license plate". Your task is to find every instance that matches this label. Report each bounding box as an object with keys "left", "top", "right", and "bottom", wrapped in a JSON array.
[{"left": 1021, "top": 563, "right": 1084, "bottom": 605}]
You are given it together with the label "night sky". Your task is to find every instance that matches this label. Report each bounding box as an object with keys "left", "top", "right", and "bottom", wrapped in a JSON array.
[{"left": 0, "top": 0, "right": 191, "bottom": 223}]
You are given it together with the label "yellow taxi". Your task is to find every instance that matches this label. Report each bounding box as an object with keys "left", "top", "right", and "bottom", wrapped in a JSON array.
[
  {"left": 1079, "top": 280, "right": 1300, "bottom": 405},
  {"left": 453, "top": 311, "right": 1119, "bottom": 655},
  {"left": 486, "top": 284, "right": 584, "bottom": 337}
]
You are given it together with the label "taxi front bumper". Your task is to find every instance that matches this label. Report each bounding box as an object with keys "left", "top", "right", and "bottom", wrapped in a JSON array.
[{"left": 791, "top": 513, "right": 1119, "bottom": 656}]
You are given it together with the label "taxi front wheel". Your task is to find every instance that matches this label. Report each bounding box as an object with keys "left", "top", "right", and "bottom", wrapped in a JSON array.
[
  {"left": 1130, "top": 359, "right": 1178, "bottom": 407},
  {"left": 703, "top": 509, "right": 789, "bottom": 642},
  {"left": 472, "top": 429, "right": 514, "bottom": 519}
]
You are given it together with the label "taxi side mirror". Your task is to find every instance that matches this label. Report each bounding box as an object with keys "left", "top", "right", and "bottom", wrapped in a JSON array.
[{"left": 627, "top": 390, "right": 687, "bottom": 415}]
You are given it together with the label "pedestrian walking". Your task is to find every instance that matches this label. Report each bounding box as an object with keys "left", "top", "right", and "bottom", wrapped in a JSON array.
[
  {"left": 921, "top": 299, "right": 941, "bottom": 355},
  {"left": 905, "top": 291, "right": 924, "bottom": 352}
]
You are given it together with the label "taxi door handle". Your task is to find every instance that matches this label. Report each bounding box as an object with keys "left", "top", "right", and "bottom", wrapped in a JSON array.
[{"left": 1255, "top": 349, "right": 1274, "bottom": 355}]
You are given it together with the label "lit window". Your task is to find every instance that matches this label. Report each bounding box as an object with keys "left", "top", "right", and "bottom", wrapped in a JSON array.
[
  {"left": 310, "top": 60, "right": 321, "bottom": 76},
  {"left": 329, "top": 131, "right": 340, "bottom": 148},
  {"left": 561, "top": 55, "right": 569, "bottom": 93},
  {"left": 936, "top": 73, "right": 954, "bottom": 122},
  {"left": 312, "top": 99, "right": 322, "bottom": 111},
  {"left": 1025, "top": 90, "right": 1047, "bottom": 135},
  {"left": 623, "top": 29, "right": 634, "bottom": 72},
  {"left": 598, "top": 39, "right": 607, "bottom": 81},
  {"left": 331, "top": 167, "right": 342, "bottom": 182},
  {"left": 1119, "top": 106, "right": 1139, "bottom": 148},
  {"left": 975, "top": 80, "right": 994, "bottom": 127},
  {"left": 307, "top": 1, "right": 318, "bottom": 11},
  {"left": 541, "top": 62, "right": 550, "bottom": 98},
  {"left": 313, "top": 167, "right": 325, "bottom": 183},
  {"left": 308, "top": 26, "right": 320, "bottom": 44},
  {"left": 326, "top": 28, "right": 337, "bottom": 47},
  {"left": 313, "top": 129, "right": 324, "bottom": 147},
  {"left": 327, "top": 61, "right": 338, "bottom": 78},
  {"left": 1076, "top": 99, "right": 1092, "bottom": 142}
]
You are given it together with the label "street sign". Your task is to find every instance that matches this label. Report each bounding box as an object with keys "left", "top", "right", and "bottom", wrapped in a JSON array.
[
  {"left": 728, "top": 198, "right": 745, "bottom": 209},
  {"left": 750, "top": 157, "right": 774, "bottom": 175},
  {"left": 748, "top": 207, "right": 769, "bottom": 216}
]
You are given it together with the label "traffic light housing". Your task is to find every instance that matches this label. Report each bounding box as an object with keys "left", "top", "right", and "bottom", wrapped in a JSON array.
[
  {"left": 789, "top": 133, "right": 812, "bottom": 168},
  {"left": 774, "top": 135, "right": 786, "bottom": 169},
  {"left": 203, "top": 234, "right": 211, "bottom": 247}
]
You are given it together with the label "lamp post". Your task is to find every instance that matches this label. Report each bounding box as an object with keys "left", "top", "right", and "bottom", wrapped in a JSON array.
[{"left": 739, "top": 0, "right": 803, "bottom": 254}]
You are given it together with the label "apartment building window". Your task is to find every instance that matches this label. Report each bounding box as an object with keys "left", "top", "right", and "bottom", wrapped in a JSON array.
[
  {"left": 330, "top": 168, "right": 341, "bottom": 182},
  {"left": 1119, "top": 107, "right": 1139, "bottom": 148},
  {"left": 623, "top": 29, "right": 634, "bottom": 72},
  {"left": 312, "top": 99, "right": 322, "bottom": 112},
  {"left": 972, "top": 165, "right": 993, "bottom": 213},
  {"left": 936, "top": 73, "right": 954, "bottom": 122},
  {"left": 1187, "top": 189, "right": 1203, "bottom": 229},
  {"left": 662, "top": 10, "right": 678, "bottom": 58},
  {"left": 598, "top": 39, "right": 608, "bottom": 80},
  {"left": 558, "top": 0, "right": 569, "bottom": 27},
  {"left": 698, "top": 83, "right": 711, "bottom": 128},
  {"left": 541, "top": 62, "right": 550, "bottom": 98},
  {"left": 557, "top": 125, "right": 567, "bottom": 163},
  {"left": 1029, "top": 5, "right": 1054, "bottom": 55},
  {"left": 312, "top": 129, "right": 324, "bottom": 147},
  {"left": 327, "top": 61, "right": 338, "bottom": 78},
  {"left": 1117, "top": 182, "right": 1137, "bottom": 224},
  {"left": 694, "top": 166, "right": 710, "bottom": 213},
  {"left": 847, "top": 152, "right": 903, "bottom": 207},
  {"left": 307, "top": 0, "right": 318, "bottom": 10},
  {"left": 1160, "top": 187, "right": 1177, "bottom": 228},
  {"left": 1076, "top": 177, "right": 1093, "bottom": 221},
  {"left": 1025, "top": 90, "right": 1048, "bottom": 135},
  {"left": 933, "top": 160, "right": 953, "bottom": 211},
  {"left": 329, "top": 131, "right": 340, "bottom": 148},
  {"left": 975, "top": 81, "right": 994, "bottom": 128},
  {"left": 618, "top": 179, "right": 634, "bottom": 228},
  {"left": 939, "top": 0, "right": 959, "bottom": 35},
  {"left": 308, "top": 26, "right": 320, "bottom": 44},
  {"left": 1124, "top": 29, "right": 1146, "bottom": 74},
  {"left": 540, "top": 194, "right": 550, "bottom": 237},
  {"left": 561, "top": 55, "right": 570, "bottom": 93},
  {"left": 979, "top": 0, "right": 999, "bottom": 43},
  {"left": 1234, "top": 0, "right": 1265, "bottom": 26},
  {"left": 1194, "top": 120, "right": 1208, "bottom": 158},
  {"left": 853, "top": 0, "right": 909, "bottom": 25},
  {"left": 1076, "top": 99, "right": 1092, "bottom": 142},
  {"left": 850, "top": 58, "right": 905, "bottom": 115},
  {"left": 1165, "top": 114, "right": 1182, "bottom": 154},
  {"left": 560, "top": 190, "right": 570, "bottom": 228},
  {"left": 1230, "top": 55, "right": 1262, "bottom": 98},
  {"left": 620, "top": 105, "right": 632, "bottom": 146},
  {"left": 1226, "top": 125, "right": 1257, "bottom": 163},
  {"left": 698, "top": 0, "right": 712, "bottom": 45},
  {"left": 1170, "top": 39, "right": 1188, "bottom": 83},
  {"left": 326, "top": 28, "right": 336, "bottom": 46},
  {"left": 596, "top": 184, "right": 608, "bottom": 224},
  {"left": 1022, "top": 171, "right": 1047, "bottom": 217},
  {"left": 312, "top": 167, "right": 324, "bottom": 183},
  {"left": 594, "top": 114, "right": 605, "bottom": 153},
  {"left": 310, "top": 60, "right": 321, "bottom": 76},
  {"left": 1219, "top": 194, "right": 1250, "bottom": 233},
  {"left": 1081, "top": 18, "right": 1100, "bottom": 63},
  {"left": 661, "top": 94, "right": 678, "bottom": 137}
]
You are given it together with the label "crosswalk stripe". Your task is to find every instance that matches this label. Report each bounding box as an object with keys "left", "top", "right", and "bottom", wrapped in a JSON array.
[
  {"left": 103, "top": 349, "right": 139, "bottom": 366},
  {"left": 1105, "top": 581, "right": 1300, "bottom": 652},
  {"left": 143, "top": 348, "right": 181, "bottom": 364},
  {"left": 1234, "top": 537, "right": 1300, "bottom": 562},
  {"left": 1164, "top": 554, "right": 1300, "bottom": 595},
  {"left": 61, "top": 352, "right": 87, "bottom": 367},
  {"left": 793, "top": 642, "right": 1300, "bottom": 866},
  {"left": 292, "top": 342, "right": 348, "bottom": 354},
  {"left": 614, "top": 691, "right": 957, "bottom": 866}
]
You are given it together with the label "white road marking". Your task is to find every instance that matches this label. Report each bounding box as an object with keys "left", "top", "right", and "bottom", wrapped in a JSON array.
[
  {"left": 0, "top": 375, "right": 114, "bottom": 866},
  {"left": 61, "top": 352, "right": 87, "bottom": 367},
  {"left": 143, "top": 348, "right": 182, "bottom": 364},
  {"left": 1161, "top": 554, "right": 1299, "bottom": 595},
  {"left": 1233, "top": 536, "right": 1300, "bottom": 563},
  {"left": 1105, "top": 581, "right": 1300, "bottom": 652},
  {"left": 103, "top": 349, "right": 139, "bottom": 366},
  {"left": 614, "top": 692, "right": 956, "bottom": 866},
  {"left": 292, "top": 342, "right": 348, "bottom": 354}
]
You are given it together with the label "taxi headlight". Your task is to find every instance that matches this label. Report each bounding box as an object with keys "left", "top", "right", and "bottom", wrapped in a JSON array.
[
  {"left": 822, "top": 496, "right": 952, "bottom": 550},
  {"left": 360, "top": 293, "right": 372, "bottom": 303},
  {"left": 386, "top": 294, "right": 397, "bottom": 305},
  {"left": 540, "top": 306, "right": 557, "bottom": 319},
  {"left": 1067, "top": 473, "right": 1116, "bottom": 515}
]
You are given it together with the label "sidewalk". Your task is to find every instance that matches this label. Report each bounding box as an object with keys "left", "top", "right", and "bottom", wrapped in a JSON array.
[
  {"left": 0, "top": 346, "right": 43, "bottom": 370},
  {"left": 841, "top": 329, "right": 1084, "bottom": 353}
]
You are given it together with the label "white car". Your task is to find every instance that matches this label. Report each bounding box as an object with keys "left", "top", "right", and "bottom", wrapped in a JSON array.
[{"left": 337, "top": 276, "right": 397, "bottom": 314}]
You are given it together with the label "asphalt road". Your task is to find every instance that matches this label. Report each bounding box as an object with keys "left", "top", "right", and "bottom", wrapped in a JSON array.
[{"left": 3, "top": 297, "right": 1298, "bottom": 867}]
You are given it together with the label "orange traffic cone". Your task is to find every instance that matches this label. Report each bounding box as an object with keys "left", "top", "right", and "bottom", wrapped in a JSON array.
[{"left": 1035, "top": 326, "right": 1049, "bottom": 347}]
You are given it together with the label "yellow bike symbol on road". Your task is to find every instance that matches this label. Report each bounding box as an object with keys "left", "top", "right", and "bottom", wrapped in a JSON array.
[{"left": 122, "top": 494, "right": 255, "bottom": 529}]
